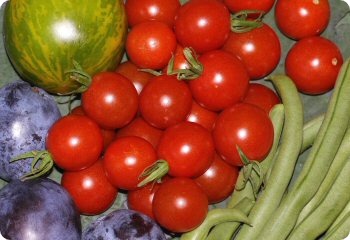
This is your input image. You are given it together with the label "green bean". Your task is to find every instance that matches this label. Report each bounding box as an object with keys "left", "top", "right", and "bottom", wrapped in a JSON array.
[
  {"left": 227, "top": 104, "right": 285, "bottom": 208},
  {"left": 328, "top": 199, "right": 350, "bottom": 232},
  {"left": 324, "top": 212, "right": 350, "bottom": 240},
  {"left": 179, "top": 199, "right": 252, "bottom": 240},
  {"left": 300, "top": 114, "right": 324, "bottom": 151},
  {"left": 234, "top": 74, "right": 304, "bottom": 240},
  {"left": 287, "top": 158, "right": 350, "bottom": 239},
  {"left": 257, "top": 59, "right": 350, "bottom": 240},
  {"left": 205, "top": 197, "right": 255, "bottom": 240},
  {"left": 296, "top": 126, "right": 350, "bottom": 225}
]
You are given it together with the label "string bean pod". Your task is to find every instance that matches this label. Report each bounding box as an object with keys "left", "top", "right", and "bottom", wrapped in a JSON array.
[{"left": 258, "top": 59, "right": 350, "bottom": 239}]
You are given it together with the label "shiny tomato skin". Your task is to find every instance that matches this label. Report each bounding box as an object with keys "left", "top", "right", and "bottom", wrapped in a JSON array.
[
  {"left": 275, "top": 0, "right": 330, "bottom": 40},
  {"left": 139, "top": 74, "right": 192, "bottom": 129},
  {"left": 186, "top": 100, "right": 218, "bottom": 131},
  {"left": 222, "top": 23, "right": 281, "bottom": 80},
  {"left": 125, "top": 0, "right": 181, "bottom": 28},
  {"left": 189, "top": 50, "right": 249, "bottom": 111},
  {"left": 115, "top": 60, "right": 154, "bottom": 94},
  {"left": 152, "top": 177, "right": 208, "bottom": 233},
  {"left": 126, "top": 21, "right": 177, "bottom": 70},
  {"left": 213, "top": 103, "right": 274, "bottom": 166},
  {"left": 157, "top": 121, "right": 215, "bottom": 178},
  {"left": 174, "top": 0, "right": 231, "bottom": 53},
  {"left": 46, "top": 114, "right": 104, "bottom": 171},
  {"left": 115, "top": 116, "right": 164, "bottom": 148},
  {"left": 285, "top": 36, "right": 343, "bottom": 95},
  {"left": 61, "top": 160, "right": 118, "bottom": 216},
  {"left": 243, "top": 83, "right": 281, "bottom": 114},
  {"left": 82, "top": 72, "right": 139, "bottom": 130},
  {"left": 103, "top": 136, "right": 157, "bottom": 190},
  {"left": 223, "top": 0, "right": 275, "bottom": 14}
]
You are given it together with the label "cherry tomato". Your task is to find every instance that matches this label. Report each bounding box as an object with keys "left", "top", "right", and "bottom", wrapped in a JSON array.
[
  {"left": 152, "top": 177, "right": 208, "bottom": 233},
  {"left": 61, "top": 160, "right": 117, "bottom": 215},
  {"left": 82, "top": 72, "right": 139, "bottom": 130},
  {"left": 189, "top": 50, "right": 249, "bottom": 111},
  {"left": 174, "top": 0, "right": 231, "bottom": 53},
  {"left": 115, "top": 116, "right": 164, "bottom": 148},
  {"left": 285, "top": 36, "right": 343, "bottom": 95},
  {"left": 127, "top": 181, "right": 162, "bottom": 219},
  {"left": 186, "top": 100, "right": 218, "bottom": 131},
  {"left": 115, "top": 60, "right": 154, "bottom": 94},
  {"left": 275, "top": 0, "right": 330, "bottom": 40},
  {"left": 126, "top": 21, "right": 177, "bottom": 70},
  {"left": 46, "top": 114, "right": 103, "bottom": 171},
  {"left": 213, "top": 102, "right": 274, "bottom": 166},
  {"left": 139, "top": 74, "right": 192, "bottom": 129},
  {"left": 103, "top": 136, "right": 157, "bottom": 190},
  {"left": 125, "top": 0, "right": 181, "bottom": 28},
  {"left": 223, "top": 0, "right": 275, "bottom": 15},
  {"left": 157, "top": 121, "right": 215, "bottom": 178},
  {"left": 194, "top": 154, "right": 239, "bottom": 204},
  {"left": 242, "top": 83, "right": 281, "bottom": 114},
  {"left": 70, "top": 106, "right": 116, "bottom": 151},
  {"left": 222, "top": 23, "right": 281, "bottom": 80}
]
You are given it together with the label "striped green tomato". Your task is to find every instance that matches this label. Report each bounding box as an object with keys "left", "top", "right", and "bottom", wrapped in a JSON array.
[{"left": 3, "top": 0, "right": 127, "bottom": 94}]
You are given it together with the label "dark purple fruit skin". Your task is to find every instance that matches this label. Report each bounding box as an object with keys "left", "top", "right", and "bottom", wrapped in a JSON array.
[
  {"left": 0, "top": 178, "right": 82, "bottom": 240},
  {"left": 82, "top": 209, "right": 166, "bottom": 240},
  {"left": 0, "top": 80, "right": 61, "bottom": 181}
]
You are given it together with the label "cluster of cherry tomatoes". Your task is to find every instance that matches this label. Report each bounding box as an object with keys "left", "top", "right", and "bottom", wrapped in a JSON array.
[{"left": 45, "top": 0, "right": 344, "bottom": 235}]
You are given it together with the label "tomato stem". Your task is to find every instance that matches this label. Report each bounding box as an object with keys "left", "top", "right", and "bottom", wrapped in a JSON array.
[
  {"left": 166, "top": 47, "right": 203, "bottom": 80},
  {"left": 137, "top": 160, "right": 169, "bottom": 187},
  {"left": 235, "top": 146, "right": 265, "bottom": 198},
  {"left": 11, "top": 150, "right": 54, "bottom": 181},
  {"left": 231, "top": 10, "right": 264, "bottom": 33},
  {"left": 63, "top": 60, "right": 92, "bottom": 94}
]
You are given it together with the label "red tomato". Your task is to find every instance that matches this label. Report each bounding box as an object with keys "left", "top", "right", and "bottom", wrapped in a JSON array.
[
  {"left": 194, "top": 154, "right": 239, "bottom": 204},
  {"left": 103, "top": 136, "right": 157, "bottom": 190},
  {"left": 139, "top": 74, "right": 192, "bottom": 129},
  {"left": 157, "top": 121, "right": 215, "bottom": 178},
  {"left": 115, "top": 60, "right": 154, "bottom": 94},
  {"left": 46, "top": 115, "right": 103, "bottom": 171},
  {"left": 213, "top": 102, "right": 274, "bottom": 166},
  {"left": 223, "top": 0, "right": 275, "bottom": 15},
  {"left": 189, "top": 50, "right": 249, "bottom": 111},
  {"left": 126, "top": 21, "right": 177, "bottom": 70},
  {"left": 61, "top": 160, "right": 117, "bottom": 215},
  {"left": 285, "top": 36, "right": 343, "bottom": 95},
  {"left": 186, "top": 100, "right": 218, "bottom": 131},
  {"left": 127, "top": 181, "right": 162, "bottom": 219},
  {"left": 222, "top": 23, "right": 281, "bottom": 80},
  {"left": 152, "top": 177, "right": 208, "bottom": 233},
  {"left": 174, "top": 0, "right": 231, "bottom": 53},
  {"left": 275, "top": 0, "right": 330, "bottom": 40},
  {"left": 115, "top": 116, "right": 163, "bottom": 148},
  {"left": 242, "top": 83, "right": 281, "bottom": 114},
  {"left": 70, "top": 105, "right": 116, "bottom": 151},
  {"left": 125, "top": 0, "right": 181, "bottom": 28},
  {"left": 82, "top": 72, "right": 139, "bottom": 130}
]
